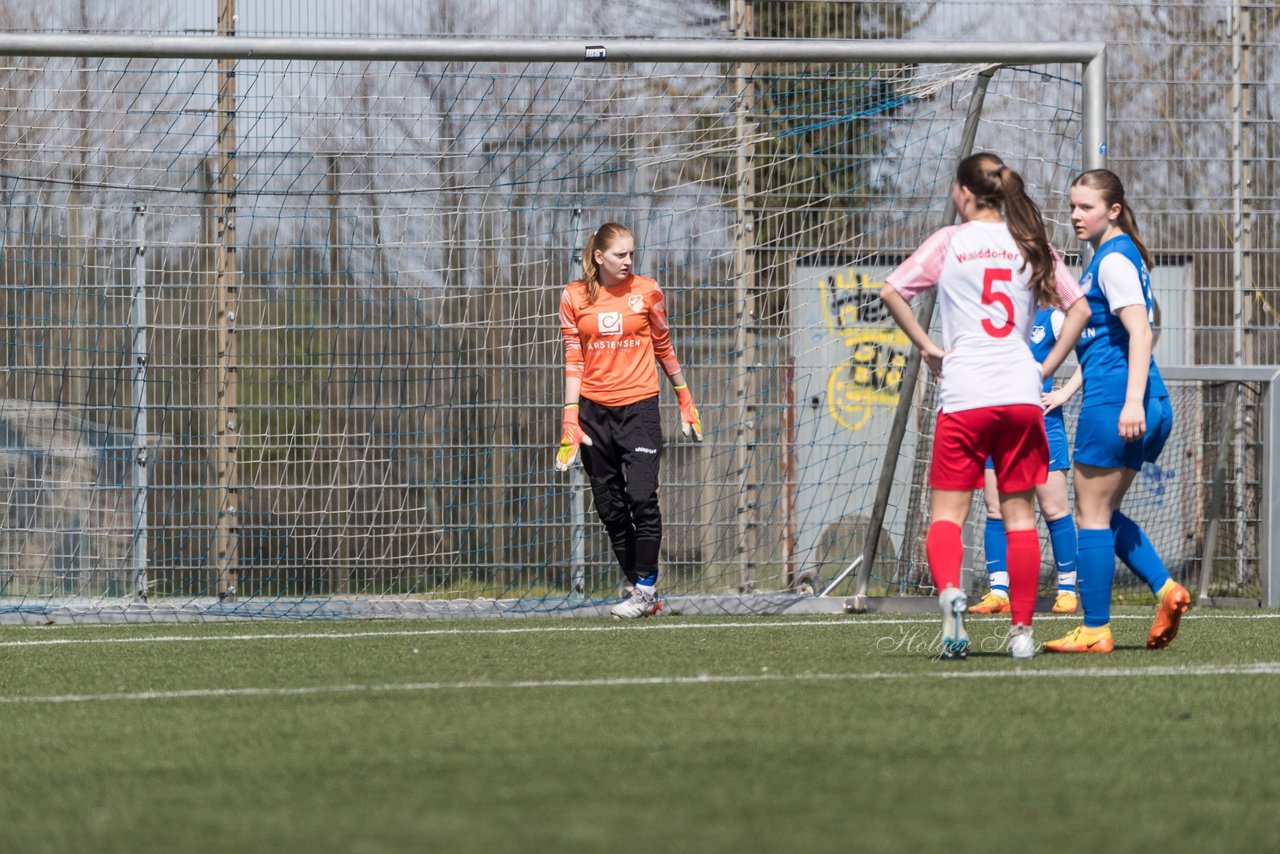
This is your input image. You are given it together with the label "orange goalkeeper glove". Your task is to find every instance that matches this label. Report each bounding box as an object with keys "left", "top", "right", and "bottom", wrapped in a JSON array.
[
  {"left": 554, "top": 404, "right": 593, "bottom": 471},
  {"left": 674, "top": 384, "right": 703, "bottom": 442}
]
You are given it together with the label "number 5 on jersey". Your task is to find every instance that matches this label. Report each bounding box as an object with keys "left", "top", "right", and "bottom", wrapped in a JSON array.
[{"left": 981, "top": 268, "right": 1015, "bottom": 338}]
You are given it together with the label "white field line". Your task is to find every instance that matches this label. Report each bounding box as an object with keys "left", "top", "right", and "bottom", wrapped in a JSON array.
[
  {"left": 2, "top": 662, "right": 1280, "bottom": 706},
  {"left": 1, "top": 611, "right": 1278, "bottom": 649}
]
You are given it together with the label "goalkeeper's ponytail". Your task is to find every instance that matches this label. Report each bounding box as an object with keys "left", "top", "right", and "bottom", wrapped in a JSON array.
[{"left": 581, "top": 222, "right": 632, "bottom": 305}]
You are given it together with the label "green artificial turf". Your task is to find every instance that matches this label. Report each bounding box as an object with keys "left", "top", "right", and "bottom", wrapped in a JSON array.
[{"left": 0, "top": 609, "right": 1276, "bottom": 854}]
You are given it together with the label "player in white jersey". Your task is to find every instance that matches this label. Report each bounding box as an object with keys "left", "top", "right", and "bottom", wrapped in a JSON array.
[{"left": 881, "top": 152, "right": 1088, "bottom": 660}]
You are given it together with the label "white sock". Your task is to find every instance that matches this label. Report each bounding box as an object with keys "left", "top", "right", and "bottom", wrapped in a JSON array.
[{"left": 987, "top": 571, "right": 1009, "bottom": 597}]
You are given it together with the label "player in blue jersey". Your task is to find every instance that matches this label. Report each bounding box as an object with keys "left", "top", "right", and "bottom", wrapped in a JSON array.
[
  {"left": 968, "top": 306, "right": 1081, "bottom": 618},
  {"left": 1044, "top": 169, "right": 1191, "bottom": 653}
]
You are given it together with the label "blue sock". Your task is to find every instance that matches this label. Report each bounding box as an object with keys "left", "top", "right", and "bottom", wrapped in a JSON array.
[
  {"left": 1077, "top": 528, "right": 1115, "bottom": 628},
  {"left": 983, "top": 516, "right": 1008, "bottom": 594},
  {"left": 1111, "top": 511, "right": 1170, "bottom": 596},
  {"left": 1046, "top": 514, "right": 1078, "bottom": 592},
  {"left": 635, "top": 571, "right": 658, "bottom": 588}
]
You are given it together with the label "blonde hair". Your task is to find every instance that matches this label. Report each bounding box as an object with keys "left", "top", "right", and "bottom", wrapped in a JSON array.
[
  {"left": 580, "top": 222, "right": 632, "bottom": 305},
  {"left": 1071, "top": 169, "right": 1153, "bottom": 270},
  {"left": 956, "top": 152, "right": 1058, "bottom": 308}
]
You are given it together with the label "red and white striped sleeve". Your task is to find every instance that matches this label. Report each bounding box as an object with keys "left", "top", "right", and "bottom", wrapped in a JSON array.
[
  {"left": 1050, "top": 246, "right": 1084, "bottom": 309},
  {"left": 884, "top": 225, "right": 959, "bottom": 301}
]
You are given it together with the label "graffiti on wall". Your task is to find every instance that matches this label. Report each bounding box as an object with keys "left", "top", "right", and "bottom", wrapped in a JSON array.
[{"left": 819, "top": 268, "right": 910, "bottom": 431}]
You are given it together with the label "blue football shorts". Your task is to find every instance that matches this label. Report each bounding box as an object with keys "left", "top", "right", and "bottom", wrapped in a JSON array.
[{"left": 1073, "top": 396, "right": 1173, "bottom": 471}]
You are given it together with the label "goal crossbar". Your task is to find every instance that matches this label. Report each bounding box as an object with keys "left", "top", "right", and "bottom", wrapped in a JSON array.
[{"left": 0, "top": 34, "right": 1106, "bottom": 65}]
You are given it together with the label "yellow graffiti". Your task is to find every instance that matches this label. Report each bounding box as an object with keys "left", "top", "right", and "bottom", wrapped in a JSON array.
[{"left": 819, "top": 268, "right": 911, "bottom": 432}]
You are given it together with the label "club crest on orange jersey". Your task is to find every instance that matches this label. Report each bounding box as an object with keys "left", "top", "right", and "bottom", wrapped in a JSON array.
[{"left": 628, "top": 294, "right": 644, "bottom": 314}]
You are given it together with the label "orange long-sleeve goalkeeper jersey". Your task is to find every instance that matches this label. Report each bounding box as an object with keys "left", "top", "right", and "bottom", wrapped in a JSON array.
[{"left": 559, "top": 274, "right": 683, "bottom": 407}]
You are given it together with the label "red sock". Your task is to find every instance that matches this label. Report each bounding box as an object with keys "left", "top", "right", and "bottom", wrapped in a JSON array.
[
  {"left": 1006, "top": 528, "right": 1040, "bottom": 625},
  {"left": 925, "top": 520, "right": 964, "bottom": 591}
]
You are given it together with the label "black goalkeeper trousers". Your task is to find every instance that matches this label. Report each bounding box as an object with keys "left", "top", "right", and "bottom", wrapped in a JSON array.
[{"left": 578, "top": 395, "right": 664, "bottom": 586}]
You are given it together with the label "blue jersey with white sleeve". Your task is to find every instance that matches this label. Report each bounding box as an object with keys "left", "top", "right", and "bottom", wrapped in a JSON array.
[
  {"left": 1029, "top": 307, "right": 1068, "bottom": 442},
  {"left": 1074, "top": 234, "right": 1167, "bottom": 408}
]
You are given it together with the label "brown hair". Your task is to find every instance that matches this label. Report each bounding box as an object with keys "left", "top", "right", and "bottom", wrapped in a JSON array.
[
  {"left": 580, "top": 222, "right": 633, "bottom": 305},
  {"left": 956, "top": 152, "right": 1058, "bottom": 308},
  {"left": 1070, "top": 168, "right": 1153, "bottom": 270}
]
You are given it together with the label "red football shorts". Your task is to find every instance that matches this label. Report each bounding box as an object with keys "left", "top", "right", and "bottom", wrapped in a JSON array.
[{"left": 929, "top": 404, "right": 1048, "bottom": 493}]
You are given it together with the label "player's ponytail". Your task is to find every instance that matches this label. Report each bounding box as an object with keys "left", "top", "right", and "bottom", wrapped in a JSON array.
[
  {"left": 998, "top": 165, "right": 1058, "bottom": 309},
  {"left": 955, "top": 153, "right": 1057, "bottom": 308},
  {"left": 1070, "top": 169, "right": 1154, "bottom": 270},
  {"left": 580, "top": 222, "right": 632, "bottom": 306}
]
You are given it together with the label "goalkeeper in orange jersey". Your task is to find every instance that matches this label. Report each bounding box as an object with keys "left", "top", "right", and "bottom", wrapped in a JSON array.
[{"left": 555, "top": 222, "right": 703, "bottom": 618}]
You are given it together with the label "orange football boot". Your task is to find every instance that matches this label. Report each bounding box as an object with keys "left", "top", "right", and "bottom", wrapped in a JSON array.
[
  {"left": 968, "top": 591, "right": 1011, "bottom": 614},
  {"left": 1043, "top": 624, "right": 1115, "bottom": 654},
  {"left": 1147, "top": 581, "right": 1191, "bottom": 650},
  {"left": 1051, "top": 591, "right": 1079, "bottom": 614}
]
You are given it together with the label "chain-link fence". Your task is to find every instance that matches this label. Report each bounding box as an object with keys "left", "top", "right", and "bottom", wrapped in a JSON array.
[{"left": 0, "top": 2, "right": 1274, "bottom": 616}]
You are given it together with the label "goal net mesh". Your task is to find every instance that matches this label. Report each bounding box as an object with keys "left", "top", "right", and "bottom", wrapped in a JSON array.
[{"left": 0, "top": 48, "right": 1259, "bottom": 619}]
